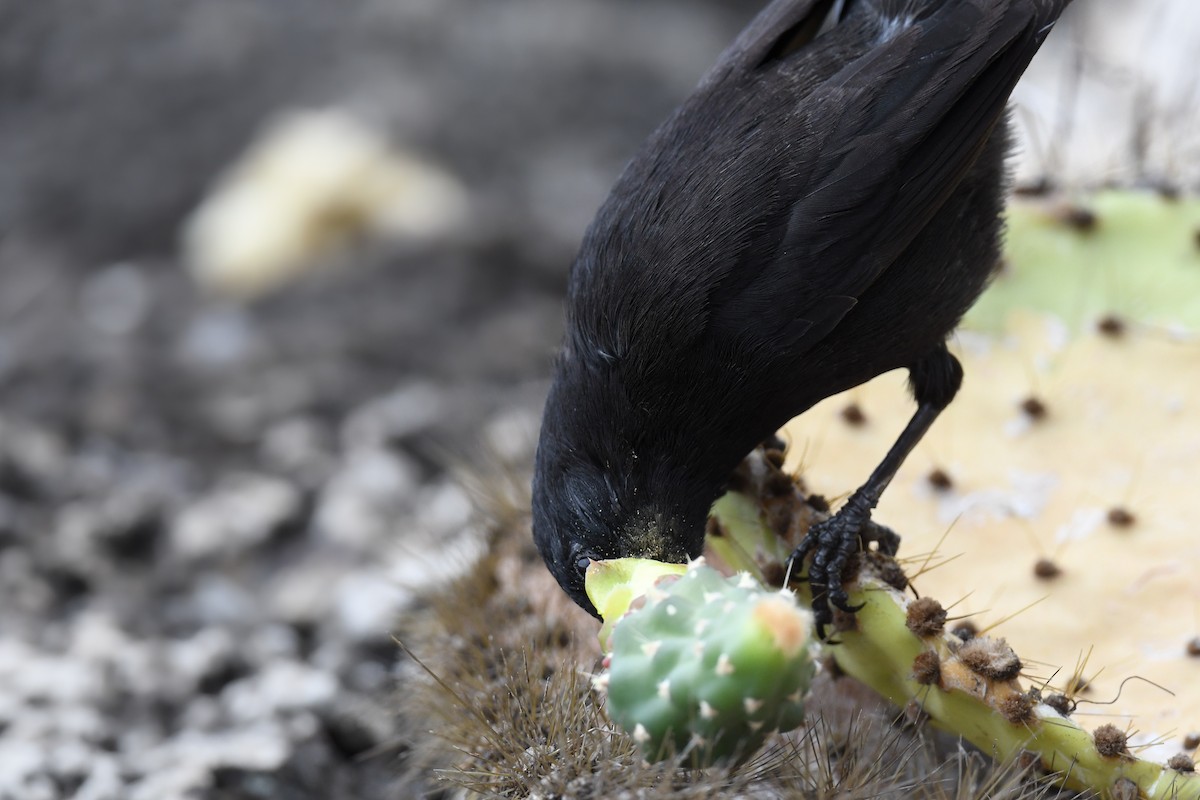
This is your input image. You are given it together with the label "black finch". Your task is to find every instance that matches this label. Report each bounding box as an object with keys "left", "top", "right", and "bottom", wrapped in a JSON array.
[{"left": 533, "top": 0, "right": 1072, "bottom": 635}]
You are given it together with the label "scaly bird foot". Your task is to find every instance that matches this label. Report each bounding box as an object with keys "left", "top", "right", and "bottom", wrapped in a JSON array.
[{"left": 790, "top": 508, "right": 896, "bottom": 640}]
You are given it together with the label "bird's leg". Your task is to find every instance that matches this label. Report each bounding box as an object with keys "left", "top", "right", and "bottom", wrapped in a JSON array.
[{"left": 791, "top": 344, "right": 962, "bottom": 639}]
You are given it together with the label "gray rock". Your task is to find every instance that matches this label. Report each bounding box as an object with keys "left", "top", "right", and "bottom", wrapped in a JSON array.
[
  {"left": 340, "top": 382, "right": 445, "bottom": 451},
  {"left": 80, "top": 264, "right": 150, "bottom": 337},
  {"left": 331, "top": 571, "right": 406, "bottom": 642},
  {"left": 181, "top": 576, "right": 261, "bottom": 627},
  {"left": 483, "top": 406, "right": 541, "bottom": 465},
  {"left": 263, "top": 554, "right": 352, "bottom": 626},
  {"left": 177, "top": 307, "right": 263, "bottom": 370},
  {"left": 313, "top": 448, "right": 418, "bottom": 549},
  {"left": 73, "top": 755, "right": 123, "bottom": 800},
  {"left": 221, "top": 661, "right": 338, "bottom": 723},
  {"left": 259, "top": 416, "right": 336, "bottom": 488},
  {"left": 171, "top": 474, "right": 301, "bottom": 560}
]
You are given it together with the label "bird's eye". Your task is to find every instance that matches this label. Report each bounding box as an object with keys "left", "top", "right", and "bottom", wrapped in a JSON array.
[{"left": 575, "top": 555, "right": 592, "bottom": 575}]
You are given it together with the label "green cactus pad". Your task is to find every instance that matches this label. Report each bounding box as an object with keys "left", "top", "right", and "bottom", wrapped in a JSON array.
[
  {"left": 589, "top": 559, "right": 816, "bottom": 765},
  {"left": 967, "top": 191, "right": 1200, "bottom": 333},
  {"left": 701, "top": 446, "right": 1200, "bottom": 800}
]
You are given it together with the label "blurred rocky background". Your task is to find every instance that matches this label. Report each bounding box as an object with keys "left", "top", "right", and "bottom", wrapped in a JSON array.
[{"left": 0, "top": 1, "right": 1195, "bottom": 798}]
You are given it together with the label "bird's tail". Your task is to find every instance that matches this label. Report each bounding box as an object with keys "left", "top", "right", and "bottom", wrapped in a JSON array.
[
  {"left": 711, "top": 0, "right": 1073, "bottom": 82},
  {"left": 846, "top": 0, "right": 1073, "bottom": 42}
]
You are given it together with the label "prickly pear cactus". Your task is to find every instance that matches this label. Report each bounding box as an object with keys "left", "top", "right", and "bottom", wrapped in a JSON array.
[
  {"left": 723, "top": 189, "right": 1199, "bottom": 797},
  {"left": 585, "top": 190, "right": 1200, "bottom": 793},
  {"left": 701, "top": 451, "right": 1200, "bottom": 799},
  {"left": 970, "top": 191, "right": 1200, "bottom": 332},
  {"left": 781, "top": 190, "right": 1200, "bottom": 768},
  {"left": 587, "top": 559, "right": 815, "bottom": 765}
]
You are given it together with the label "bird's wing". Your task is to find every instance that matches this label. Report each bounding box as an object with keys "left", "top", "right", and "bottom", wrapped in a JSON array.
[
  {"left": 704, "top": 0, "right": 1070, "bottom": 353},
  {"left": 701, "top": 0, "right": 840, "bottom": 83}
]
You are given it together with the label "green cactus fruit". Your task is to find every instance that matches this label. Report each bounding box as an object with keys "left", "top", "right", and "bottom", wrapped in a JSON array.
[{"left": 588, "top": 558, "right": 816, "bottom": 765}]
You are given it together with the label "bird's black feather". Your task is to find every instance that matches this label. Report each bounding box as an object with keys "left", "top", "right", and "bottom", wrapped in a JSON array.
[{"left": 534, "top": 0, "right": 1072, "bottom": 616}]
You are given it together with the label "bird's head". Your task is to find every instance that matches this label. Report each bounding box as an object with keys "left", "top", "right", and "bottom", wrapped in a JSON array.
[
  {"left": 531, "top": 374, "right": 712, "bottom": 617},
  {"left": 531, "top": 456, "right": 704, "bottom": 618}
]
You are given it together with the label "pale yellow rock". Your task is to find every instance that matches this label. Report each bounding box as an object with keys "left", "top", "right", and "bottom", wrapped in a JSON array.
[
  {"left": 184, "top": 109, "right": 467, "bottom": 298},
  {"left": 783, "top": 311, "right": 1200, "bottom": 759}
]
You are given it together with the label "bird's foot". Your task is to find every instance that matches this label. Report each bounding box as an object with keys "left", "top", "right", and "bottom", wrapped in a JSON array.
[{"left": 790, "top": 506, "right": 891, "bottom": 640}]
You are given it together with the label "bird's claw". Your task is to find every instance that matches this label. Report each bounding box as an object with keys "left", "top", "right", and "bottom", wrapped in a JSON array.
[{"left": 788, "top": 508, "right": 882, "bottom": 640}]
